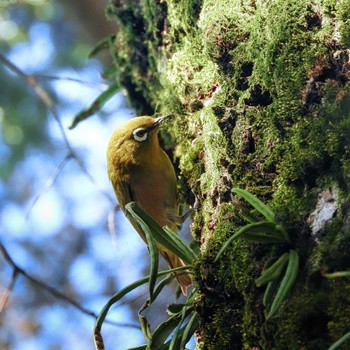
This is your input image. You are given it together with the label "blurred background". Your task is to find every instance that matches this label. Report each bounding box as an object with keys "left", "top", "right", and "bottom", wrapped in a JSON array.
[{"left": 0, "top": 1, "right": 190, "bottom": 349}]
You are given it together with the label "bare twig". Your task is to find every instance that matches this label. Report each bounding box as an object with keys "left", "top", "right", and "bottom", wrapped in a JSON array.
[
  {"left": 108, "top": 204, "right": 120, "bottom": 249},
  {"left": 0, "top": 240, "right": 139, "bottom": 329},
  {"left": 25, "top": 152, "right": 73, "bottom": 219},
  {"left": 74, "top": 156, "right": 115, "bottom": 203},
  {"left": 33, "top": 74, "right": 108, "bottom": 89},
  {"left": 0, "top": 54, "right": 133, "bottom": 328},
  {"left": 0, "top": 268, "right": 19, "bottom": 313},
  {"left": 0, "top": 54, "right": 27, "bottom": 78}
]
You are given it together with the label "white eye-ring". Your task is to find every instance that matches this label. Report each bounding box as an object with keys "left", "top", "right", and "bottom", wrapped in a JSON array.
[{"left": 133, "top": 127, "right": 148, "bottom": 142}]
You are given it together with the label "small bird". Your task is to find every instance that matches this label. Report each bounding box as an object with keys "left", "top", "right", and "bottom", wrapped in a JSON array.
[{"left": 107, "top": 115, "right": 192, "bottom": 295}]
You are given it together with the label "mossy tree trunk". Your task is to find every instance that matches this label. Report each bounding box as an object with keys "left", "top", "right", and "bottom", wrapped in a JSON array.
[{"left": 106, "top": 0, "right": 350, "bottom": 349}]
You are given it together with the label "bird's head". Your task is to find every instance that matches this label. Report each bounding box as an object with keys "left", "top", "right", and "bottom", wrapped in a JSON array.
[{"left": 107, "top": 115, "right": 174, "bottom": 172}]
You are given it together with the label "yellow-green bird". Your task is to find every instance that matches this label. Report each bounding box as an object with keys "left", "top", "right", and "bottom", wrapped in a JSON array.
[{"left": 107, "top": 115, "right": 192, "bottom": 295}]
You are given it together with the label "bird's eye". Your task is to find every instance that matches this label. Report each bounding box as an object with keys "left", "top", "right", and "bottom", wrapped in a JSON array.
[{"left": 133, "top": 128, "right": 148, "bottom": 142}]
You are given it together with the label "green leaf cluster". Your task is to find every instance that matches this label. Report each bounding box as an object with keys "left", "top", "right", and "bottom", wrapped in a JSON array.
[
  {"left": 325, "top": 271, "right": 350, "bottom": 350},
  {"left": 215, "top": 188, "right": 299, "bottom": 320},
  {"left": 94, "top": 202, "right": 198, "bottom": 350}
]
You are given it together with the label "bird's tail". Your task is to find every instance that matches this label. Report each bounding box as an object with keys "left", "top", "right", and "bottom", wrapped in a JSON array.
[{"left": 162, "top": 251, "right": 192, "bottom": 296}]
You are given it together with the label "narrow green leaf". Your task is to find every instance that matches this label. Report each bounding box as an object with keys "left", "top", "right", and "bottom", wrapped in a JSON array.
[
  {"left": 325, "top": 271, "right": 350, "bottom": 278},
  {"left": 164, "top": 291, "right": 196, "bottom": 350},
  {"left": 152, "top": 274, "right": 177, "bottom": 302},
  {"left": 167, "top": 290, "right": 196, "bottom": 316},
  {"left": 275, "top": 224, "right": 291, "bottom": 244},
  {"left": 101, "top": 65, "right": 118, "bottom": 80},
  {"left": 138, "top": 299, "right": 152, "bottom": 346},
  {"left": 256, "top": 252, "right": 290, "bottom": 287},
  {"left": 95, "top": 276, "right": 149, "bottom": 336},
  {"left": 163, "top": 227, "right": 198, "bottom": 263},
  {"left": 161, "top": 312, "right": 197, "bottom": 350},
  {"left": 167, "top": 303, "right": 186, "bottom": 316},
  {"left": 215, "top": 221, "right": 283, "bottom": 262},
  {"left": 267, "top": 250, "right": 299, "bottom": 320},
  {"left": 166, "top": 336, "right": 182, "bottom": 350},
  {"left": 232, "top": 188, "right": 276, "bottom": 223},
  {"left": 148, "top": 239, "right": 159, "bottom": 302},
  {"left": 94, "top": 266, "right": 189, "bottom": 349},
  {"left": 151, "top": 314, "right": 183, "bottom": 349},
  {"left": 186, "top": 288, "right": 197, "bottom": 304},
  {"left": 263, "top": 278, "right": 280, "bottom": 307},
  {"left": 127, "top": 346, "right": 147, "bottom": 350},
  {"left": 152, "top": 307, "right": 194, "bottom": 350},
  {"left": 69, "top": 82, "right": 120, "bottom": 129},
  {"left": 126, "top": 202, "right": 197, "bottom": 264},
  {"left": 152, "top": 268, "right": 191, "bottom": 303},
  {"left": 243, "top": 231, "right": 288, "bottom": 244},
  {"left": 180, "top": 312, "right": 198, "bottom": 349},
  {"left": 328, "top": 331, "right": 350, "bottom": 350},
  {"left": 129, "top": 202, "right": 159, "bottom": 302},
  {"left": 139, "top": 312, "right": 152, "bottom": 346},
  {"left": 88, "top": 34, "right": 115, "bottom": 58},
  {"left": 169, "top": 306, "right": 191, "bottom": 350}
]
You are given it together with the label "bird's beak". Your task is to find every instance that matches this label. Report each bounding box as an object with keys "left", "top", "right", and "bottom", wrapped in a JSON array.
[
  {"left": 150, "top": 114, "right": 174, "bottom": 132},
  {"left": 153, "top": 114, "right": 174, "bottom": 127}
]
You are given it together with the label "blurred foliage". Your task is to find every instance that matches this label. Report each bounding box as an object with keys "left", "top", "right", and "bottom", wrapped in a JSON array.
[
  {"left": 0, "top": 1, "right": 153, "bottom": 350},
  {"left": 1, "top": 1, "right": 68, "bottom": 179},
  {"left": 0, "top": 1, "right": 191, "bottom": 349}
]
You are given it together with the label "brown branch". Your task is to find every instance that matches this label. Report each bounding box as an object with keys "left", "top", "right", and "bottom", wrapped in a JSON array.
[
  {"left": 0, "top": 240, "right": 139, "bottom": 329},
  {"left": 0, "top": 54, "right": 135, "bottom": 329},
  {"left": 33, "top": 74, "right": 108, "bottom": 89},
  {"left": 25, "top": 152, "right": 73, "bottom": 219},
  {"left": 0, "top": 267, "right": 19, "bottom": 313},
  {"left": 0, "top": 54, "right": 27, "bottom": 79}
]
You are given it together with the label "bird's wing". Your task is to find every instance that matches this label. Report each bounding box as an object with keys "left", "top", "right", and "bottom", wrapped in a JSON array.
[
  {"left": 112, "top": 179, "right": 135, "bottom": 210},
  {"left": 113, "top": 179, "right": 150, "bottom": 243}
]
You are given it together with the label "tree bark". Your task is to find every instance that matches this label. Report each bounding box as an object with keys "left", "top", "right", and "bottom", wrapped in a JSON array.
[{"left": 107, "top": 1, "right": 350, "bottom": 349}]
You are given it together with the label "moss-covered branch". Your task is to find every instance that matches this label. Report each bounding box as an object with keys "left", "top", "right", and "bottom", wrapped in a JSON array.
[{"left": 106, "top": 0, "right": 350, "bottom": 348}]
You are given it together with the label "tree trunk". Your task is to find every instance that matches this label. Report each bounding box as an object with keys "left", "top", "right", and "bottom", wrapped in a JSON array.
[{"left": 107, "top": 0, "right": 350, "bottom": 349}]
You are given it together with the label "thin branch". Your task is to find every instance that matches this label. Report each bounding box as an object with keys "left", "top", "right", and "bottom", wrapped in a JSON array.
[
  {"left": 74, "top": 156, "right": 115, "bottom": 203},
  {"left": 33, "top": 74, "right": 109, "bottom": 89},
  {"left": 108, "top": 204, "right": 120, "bottom": 249},
  {"left": 0, "top": 268, "right": 19, "bottom": 314},
  {"left": 25, "top": 153, "right": 73, "bottom": 219},
  {"left": 0, "top": 54, "right": 27, "bottom": 78},
  {"left": 0, "top": 54, "right": 134, "bottom": 328},
  {"left": 0, "top": 54, "right": 70, "bottom": 149},
  {"left": 0, "top": 240, "right": 139, "bottom": 329}
]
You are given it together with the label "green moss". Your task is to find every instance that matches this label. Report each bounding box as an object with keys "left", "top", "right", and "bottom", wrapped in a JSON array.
[
  {"left": 165, "top": 37, "right": 219, "bottom": 111},
  {"left": 260, "top": 217, "right": 350, "bottom": 349},
  {"left": 171, "top": 0, "right": 350, "bottom": 347},
  {"left": 194, "top": 202, "right": 260, "bottom": 350},
  {"left": 338, "top": 0, "right": 350, "bottom": 48},
  {"left": 261, "top": 287, "right": 331, "bottom": 350},
  {"left": 106, "top": 0, "right": 350, "bottom": 348},
  {"left": 199, "top": 0, "right": 254, "bottom": 65},
  {"left": 198, "top": 110, "right": 230, "bottom": 193},
  {"left": 328, "top": 280, "right": 350, "bottom": 345},
  {"left": 249, "top": 2, "right": 326, "bottom": 95},
  {"left": 173, "top": 114, "right": 204, "bottom": 182},
  {"left": 166, "top": 0, "right": 202, "bottom": 37}
]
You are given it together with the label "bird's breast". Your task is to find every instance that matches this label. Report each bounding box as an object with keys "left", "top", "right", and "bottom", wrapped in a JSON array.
[{"left": 130, "top": 150, "right": 177, "bottom": 229}]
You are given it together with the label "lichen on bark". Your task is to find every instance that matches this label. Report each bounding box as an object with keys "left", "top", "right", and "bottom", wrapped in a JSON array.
[{"left": 106, "top": 0, "right": 350, "bottom": 349}]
